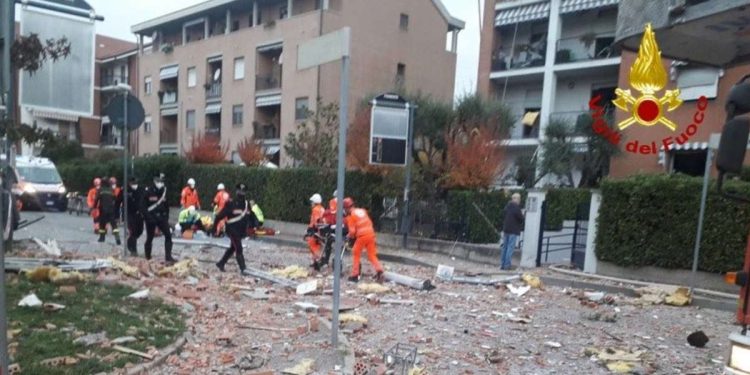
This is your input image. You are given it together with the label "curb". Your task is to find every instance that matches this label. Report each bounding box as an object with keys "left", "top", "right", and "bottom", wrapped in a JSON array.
[
  {"left": 124, "top": 333, "right": 188, "bottom": 375},
  {"left": 318, "top": 318, "right": 356, "bottom": 375}
]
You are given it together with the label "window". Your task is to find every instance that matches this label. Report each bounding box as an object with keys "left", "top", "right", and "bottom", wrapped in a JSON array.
[
  {"left": 295, "top": 97, "right": 309, "bottom": 120},
  {"left": 186, "top": 110, "right": 196, "bottom": 130},
  {"left": 232, "top": 105, "right": 244, "bottom": 126},
  {"left": 675, "top": 66, "right": 721, "bottom": 100},
  {"left": 144, "top": 116, "right": 152, "bottom": 133},
  {"left": 234, "top": 57, "right": 245, "bottom": 80},
  {"left": 671, "top": 150, "right": 708, "bottom": 176},
  {"left": 144, "top": 76, "right": 152, "bottom": 95},
  {"left": 280, "top": 5, "right": 288, "bottom": 19},
  {"left": 396, "top": 63, "right": 406, "bottom": 86},
  {"left": 400, "top": 14, "right": 409, "bottom": 31},
  {"left": 187, "top": 67, "right": 197, "bottom": 87}
]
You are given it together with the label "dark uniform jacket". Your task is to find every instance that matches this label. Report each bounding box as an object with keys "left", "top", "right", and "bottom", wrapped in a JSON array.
[
  {"left": 126, "top": 186, "right": 143, "bottom": 216},
  {"left": 95, "top": 185, "right": 116, "bottom": 217},
  {"left": 215, "top": 198, "right": 256, "bottom": 238},
  {"left": 502, "top": 201, "right": 525, "bottom": 235},
  {"left": 141, "top": 184, "right": 169, "bottom": 223}
]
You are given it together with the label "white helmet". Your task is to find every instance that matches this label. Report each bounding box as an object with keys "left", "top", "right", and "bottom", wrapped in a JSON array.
[
  {"left": 217, "top": 183, "right": 225, "bottom": 190},
  {"left": 187, "top": 178, "right": 196, "bottom": 187},
  {"left": 310, "top": 194, "right": 322, "bottom": 204}
]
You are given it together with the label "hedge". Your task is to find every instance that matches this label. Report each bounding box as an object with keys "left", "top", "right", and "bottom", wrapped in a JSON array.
[
  {"left": 445, "top": 190, "right": 528, "bottom": 244},
  {"left": 58, "top": 157, "right": 383, "bottom": 225},
  {"left": 596, "top": 174, "right": 749, "bottom": 273},
  {"left": 544, "top": 189, "right": 592, "bottom": 231}
]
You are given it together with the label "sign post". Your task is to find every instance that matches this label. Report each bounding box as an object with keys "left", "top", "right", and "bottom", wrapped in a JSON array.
[
  {"left": 690, "top": 133, "right": 721, "bottom": 292},
  {"left": 297, "top": 27, "right": 350, "bottom": 348}
]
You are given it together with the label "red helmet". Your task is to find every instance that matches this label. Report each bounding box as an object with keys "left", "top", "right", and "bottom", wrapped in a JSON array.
[
  {"left": 93, "top": 178, "right": 102, "bottom": 187},
  {"left": 343, "top": 197, "right": 354, "bottom": 209},
  {"left": 109, "top": 177, "right": 117, "bottom": 185}
]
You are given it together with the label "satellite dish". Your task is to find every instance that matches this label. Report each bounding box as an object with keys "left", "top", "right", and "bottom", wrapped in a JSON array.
[{"left": 213, "top": 68, "right": 221, "bottom": 81}]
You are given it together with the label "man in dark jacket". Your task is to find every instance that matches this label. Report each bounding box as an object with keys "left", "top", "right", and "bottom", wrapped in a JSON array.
[
  {"left": 95, "top": 176, "right": 121, "bottom": 245},
  {"left": 501, "top": 193, "right": 524, "bottom": 270},
  {"left": 126, "top": 177, "right": 144, "bottom": 256},
  {"left": 215, "top": 183, "right": 255, "bottom": 274},
  {"left": 141, "top": 173, "right": 175, "bottom": 263}
]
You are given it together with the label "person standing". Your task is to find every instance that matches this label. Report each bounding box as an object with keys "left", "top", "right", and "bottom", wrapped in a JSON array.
[
  {"left": 87, "top": 177, "right": 101, "bottom": 234},
  {"left": 215, "top": 183, "right": 254, "bottom": 274},
  {"left": 110, "top": 177, "right": 122, "bottom": 221},
  {"left": 95, "top": 177, "right": 121, "bottom": 245},
  {"left": 305, "top": 193, "right": 325, "bottom": 270},
  {"left": 181, "top": 178, "right": 200, "bottom": 210},
  {"left": 212, "top": 183, "right": 230, "bottom": 236},
  {"left": 142, "top": 173, "right": 176, "bottom": 263},
  {"left": 126, "top": 177, "right": 144, "bottom": 256},
  {"left": 501, "top": 193, "right": 525, "bottom": 270},
  {"left": 343, "top": 198, "right": 384, "bottom": 283}
]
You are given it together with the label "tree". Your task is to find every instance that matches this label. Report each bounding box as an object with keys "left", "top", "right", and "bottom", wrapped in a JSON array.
[
  {"left": 11, "top": 33, "right": 70, "bottom": 75},
  {"left": 40, "top": 138, "right": 83, "bottom": 163},
  {"left": 444, "top": 127, "right": 505, "bottom": 190},
  {"left": 183, "top": 133, "right": 228, "bottom": 164},
  {"left": 237, "top": 136, "right": 266, "bottom": 166},
  {"left": 539, "top": 119, "right": 578, "bottom": 187},
  {"left": 284, "top": 99, "right": 338, "bottom": 169}
]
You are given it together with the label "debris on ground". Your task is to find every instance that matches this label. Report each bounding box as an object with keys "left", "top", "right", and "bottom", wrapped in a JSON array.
[
  {"left": 108, "top": 257, "right": 140, "bottom": 278},
  {"left": 112, "top": 345, "right": 154, "bottom": 360},
  {"left": 582, "top": 311, "right": 618, "bottom": 323},
  {"left": 665, "top": 287, "right": 692, "bottom": 306},
  {"left": 435, "top": 265, "right": 454, "bottom": 280},
  {"left": 632, "top": 286, "right": 692, "bottom": 306},
  {"left": 687, "top": 331, "right": 709, "bottom": 348},
  {"left": 33, "top": 238, "right": 62, "bottom": 257},
  {"left": 110, "top": 336, "right": 137, "bottom": 345},
  {"left": 295, "top": 302, "right": 319, "bottom": 313},
  {"left": 25, "top": 266, "right": 58, "bottom": 283},
  {"left": 507, "top": 284, "right": 531, "bottom": 297},
  {"left": 493, "top": 311, "right": 532, "bottom": 324},
  {"left": 271, "top": 265, "right": 309, "bottom": 279},
  {"left": 242, "top": 288, "right": 271, "bottom": 300},
  {"left": 384, "top": 271, "right": 433, "bottom": 290},
  {"left": 158, "top": 258, "right": 199, "bottom": 278},
  {"left": 521, "top": 273, "right": 543, "bottom": 288},
  {"left": 282, "top": 358, "right": 315, "bottom": 375},
  {"left": 39, "top": 356, "right": 78, "bottom": 367},
  {"left": 296, "top": 280, "right": 319, "bottom": 295},
  {"left": 127, "top": 289, "right": 150, "bottom": 300},
  {"left": 544, "top": 341, "right": 562, "bottom": 348},
  {"left": 73, "top": 332, "right": 107, "bottom": 347},
  {"left": 358, "top": 283, "right": 390, "bottom": 294},
  {"left": 586, "top": 347, "right": 645, "bottom": 373},
  {"left": 339, "top": 313, "right": 368, "bottom": 325},
  {"left": 49, "top": 270, "right": 87, "bottom": 285},
  {"left": 43, "top": 303, "right": 66, "bottom": 312},
  {"left": 18, "top": 293, "right": 42, "bottom": 307}
]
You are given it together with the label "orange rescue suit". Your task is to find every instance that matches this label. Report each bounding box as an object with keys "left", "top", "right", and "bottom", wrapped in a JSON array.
[
  {"left": 87, "top": 187, "right": 100, "bottom": 232},
  {"left": 345, "top": 208, "right": 383, "bottom": 277},
  {"left": 213, "top": 190, "right": 230, "bottom": 234},
  {"left": 181, "top": 186, "right": 200, "bottom": 209},
  {"left": 307, "top": 204, "right": 325, "bottom": 259}
]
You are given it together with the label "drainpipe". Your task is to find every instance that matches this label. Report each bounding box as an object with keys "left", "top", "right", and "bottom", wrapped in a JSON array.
[{"left": 317, "top": 1, "right": 323, "bottom": 101}]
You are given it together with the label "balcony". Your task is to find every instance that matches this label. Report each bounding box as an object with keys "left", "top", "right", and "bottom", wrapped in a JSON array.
[
  {"left": 100, "top": 125, "right": 123, "bottom": 147},
  {"left": 160, "top": 91, "right": 178, "bottom": 107},
  {"left": 255, "top": 73, "right": 282, "bottom": 92},
  {"left": 555, "top": 33, "right": 620, "bottom": 64},
  {"left": 101, "top": 74, "right": 128, "bottom": 88},
  {"left": 205, "top": 82, "right": 222, "bottom": 101},
  {"left": 549, "top": 109, "right": 615, "bottom": 136},
  {"left": 160, "top": 128, "right": 177, "bottom": 145},
  {"left": 491, "top": 41, "right": 546, "bottom": 72},
  {"left": 253, "top": 121, "right": 279, "bottom": 140}
]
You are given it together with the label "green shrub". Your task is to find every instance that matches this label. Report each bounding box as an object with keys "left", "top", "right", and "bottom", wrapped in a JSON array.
[
  {"left": 445, "top": 190, "right": 526, "bottom": 244},
  {"left": 596, "top": 174, "right": 749, "bottom": 273},
  {"left": 40, "top": 139, "right": 84, "bottom": 164},
  {"left": 544, "top": 189, "right": 591, "bottom": 230}
]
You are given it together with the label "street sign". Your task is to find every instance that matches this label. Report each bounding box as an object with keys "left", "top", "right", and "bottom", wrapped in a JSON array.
[
  {"left": 297, "top": 27, "right": 350, "bottom": 70},
  {"left": 370, "top": 93, "right": 411, "bottom": 166},
  {"left": 104, "top": 94, "right": 145, "bottom": 130}
]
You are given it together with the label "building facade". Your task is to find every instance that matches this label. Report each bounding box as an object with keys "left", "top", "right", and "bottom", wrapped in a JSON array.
[{"left": 131, "top": 0, "right": 463, "bottom": 166}]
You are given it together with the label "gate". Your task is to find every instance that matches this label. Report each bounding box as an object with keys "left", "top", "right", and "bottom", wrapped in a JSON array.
[
  {"left": 536, "top": 200, "right": 590, "bottom": 268},
  {"left": 570, "top": 202, "right": 590, "bottom": 270}
]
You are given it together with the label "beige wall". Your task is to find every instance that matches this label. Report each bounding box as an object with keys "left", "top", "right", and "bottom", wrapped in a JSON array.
[{"left": 476, "top": 0, "right": 498, "bottom": 97}]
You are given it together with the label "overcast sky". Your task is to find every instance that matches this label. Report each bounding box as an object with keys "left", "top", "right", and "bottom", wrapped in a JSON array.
[{"left": 86, "top": 0, "right": 483, "bottom": 99}]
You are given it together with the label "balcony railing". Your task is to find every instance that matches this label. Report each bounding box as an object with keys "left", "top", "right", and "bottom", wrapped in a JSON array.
[
  {"left": 101, "top": 74, "right": 128, "bottom": 87},
  {"left": 255, "top": 73, "right": 282, "bottom": 91},
  {"left": 205, "top": 126, "right": 221, "bottom": 140},
  {"left": 160, "top": 91, "right": 178, "bottom": 106},
  {"left": 160, "top": 129, "right": 177, "bottom": 144},
  {"left": 206, "top": 82, "right": 222, "bottom": 100},
  {"left": 555, "top": 33, "right": 620, "bottom": 64},
  {"left": 549, "top": 109, "right": 616, "bottom": 135},
  {"left": 100, "top": 132, "right": 123, "bottom": 147},
  {"left": 253, "top": 122, "right": 279, "bottom": 140},
  {"left": 491, "top": 42, "right": 546, "bottom": 72}
]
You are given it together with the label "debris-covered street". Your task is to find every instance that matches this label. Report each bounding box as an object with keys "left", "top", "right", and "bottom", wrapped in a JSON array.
[{"left": 12, "top": 213, "right": 740, "bottom": 374}]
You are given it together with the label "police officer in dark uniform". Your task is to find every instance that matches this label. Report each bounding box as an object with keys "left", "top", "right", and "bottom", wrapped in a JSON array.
[
  {"left": 95, "top": 176, "right": 121, "bottom": 245},
  {"left": 141, "top": 173, "right": 175, "bottom": 263},
  {"left": 215, "top": 183, "right": 255, "bottom": 275},
  {"left": 126, "top": 177, "right": 144, "bottom": 256}
]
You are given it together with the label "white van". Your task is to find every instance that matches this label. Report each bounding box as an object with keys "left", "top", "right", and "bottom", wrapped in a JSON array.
[{"left": 15, "top": 156, "right": 68, "bottom": 211}]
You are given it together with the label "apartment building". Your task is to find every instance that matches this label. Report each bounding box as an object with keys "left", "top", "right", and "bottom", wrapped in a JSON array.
[
  {"left": 131, "top": 0, "right": 463, "bottom": 166},
  {"left": 477, "top": 0, "right": 622, "bottom": 187}
]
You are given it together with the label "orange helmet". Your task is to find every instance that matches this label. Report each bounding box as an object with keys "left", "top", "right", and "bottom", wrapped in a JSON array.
[
  {"left": 343, "top": 197, "right": 354, "bottom": 209},
  {"left": 93, "top": 178, "right": 102, "bottom": 187}
]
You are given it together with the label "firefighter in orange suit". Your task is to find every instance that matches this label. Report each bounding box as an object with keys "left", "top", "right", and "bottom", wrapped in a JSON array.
[
  {"left": 87, "top": 177, "right": 102, "bottom": 233},
  {"left": 212, "top": 183, "right": 230, "bottom": 236},
  {"left": 323, "top": 190, "right": 338, "bottom": 225},
  {"left": 181, "top": 178, "right": 200, "bottom": 209},
  {"left": 305, "top": 193, "right": 325, "bottom": 269},
  {"left": 343, "top": 197, "right": 384, "bottom": 283}
]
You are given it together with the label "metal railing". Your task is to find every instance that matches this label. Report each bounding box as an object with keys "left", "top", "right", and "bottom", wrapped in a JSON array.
[
  {"left": 205, "top": 82, "right": 222, "bottom": 100},
  {"left": 255, "top": 72, "right": 282, "bottom": 91},
  {"left": 205, "top": 127, "right": 221, "bottom": 140},
  {"left": 253, "top": 122, "right": 279, "bottom": 140},
  {"left": 549, "top": 109, "right": 616, "bottom": 135},
  {"left": 555, "top": 33, "right": 620, "bottom": 64},
  {"left": 490, "top": 43, "right": 546, "bottom": 72},
  {"left": 160, "top": 129, "right": 177, "bottom": 144},
  {"left": 160, "top": 91, "right": 178, "bottom": 106},
  {"left": 101, "top": 74, "right": 128, "bottom": 87}
]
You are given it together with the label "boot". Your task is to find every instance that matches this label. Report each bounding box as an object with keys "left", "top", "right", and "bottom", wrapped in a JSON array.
[
  {"left": 115, "top": 234, "right": 122, "bottom": 246},
  {"left": 98, "top": 233, "right": 105, "bottom": 243},
  {"left": 375, "top": 271, "right": 385, "bottom": 283},
  {"left": 347, "top": 275, "right": 360, "bottom": 283},
  {"left": 216, "top": 262, "right": 226, "bottom": 272}
]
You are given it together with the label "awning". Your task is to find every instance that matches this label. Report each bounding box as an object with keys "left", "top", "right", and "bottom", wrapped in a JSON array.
[
  {"left": 207, "top": 55, "right": 223, "bottom": 63},
  {"left": 30, "top": 109, "right": 79, "bottom": 122},
  {"left": 161, "top": 107, "right": 179, "bottom": 117},
  {"left": 522, "top": 111, "right": 540, "bottom": 127},
  {"left": 160, "top": 65, "right": 179, "bottom": 80},
  {"left": 264, "top": 146, "right": 280, "bottom": 155},
  {"left": 560, "top": 0, "right": 619, "bottom": 14},
  {"left": 495, "top": 2, "right": 550, "bottom": 26},
  {"left": 205, "top": 103, "right": 222, "bottom": 114},
  {"left": 257, "top": 41, "right": 283, "bottom": 53},
  {"left": 256, "top": 94, "right": 282, "bottom": 107}
]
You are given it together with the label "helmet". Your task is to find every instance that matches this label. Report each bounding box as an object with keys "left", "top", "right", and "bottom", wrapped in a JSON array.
[
  {"left": 310, "top": 194, "right": 322, "bottom": 204},
  {"left": 343, "top": 197, "right": 354, "bottom": 209},
  {"left": 187, "top": 178, "right": 196, "bottom": 187},
  {"left": 93, "top": 178, "right": 102, "bottom": 187},
  {"left": 109, "top": 177, "right": 117, "bottom": 185},
  {"left": 217, "top": 183, "right": 225, "bottom": 191}
]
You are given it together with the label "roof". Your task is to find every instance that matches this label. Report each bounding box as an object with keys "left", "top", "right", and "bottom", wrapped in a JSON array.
[
  {"left": 132, "top": 0, "right": 465, "bottom": 34},
  {"left": 37, "top": 0, "right": 94, "bottom": 11},
  {"left": 95, "top": 35, "right": 137, "bottom": 60},
  {"left": 431, "top": 0, "right": 465, "bottom": 30}
]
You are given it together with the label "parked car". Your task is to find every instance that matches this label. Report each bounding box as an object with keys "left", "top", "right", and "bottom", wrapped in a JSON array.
[{"left": 15, "top": 156, "right": 68, "bottom": 211}]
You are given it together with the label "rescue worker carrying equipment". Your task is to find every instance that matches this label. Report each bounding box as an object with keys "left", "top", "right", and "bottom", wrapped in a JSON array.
[
  {"left": 87, "top": 177, "right": 102, "bottom": 233},
  {"left": 181, "top": 178, "right": 201, "bottom": 209},
  {"left": 142, "top": 173, "right": 176, "bottom": 263},
  {"left": 344, "top": 197, "right": 384, "bottom": 283},
  {"left": 95, "top": 177, "right": 121, "bottom": 245},
  {"left": 305, "top": 193, "right": 325, "bottom": 270},
  {"left": 215, "top": 183, "right": 255, "bottom": 274},
  {"left": 178, "top": 205, "right": 203, "bottom": 234},
  {"left": 126, "top": 177, "right": 144, "bottom": 256}
]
